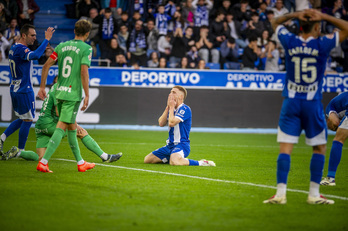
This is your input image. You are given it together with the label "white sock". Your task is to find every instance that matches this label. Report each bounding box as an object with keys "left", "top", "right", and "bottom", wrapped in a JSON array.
[
  {"left": 309, "top": 181, "right": 320, "bottom": 198},
  {"left": 40, "top": 158, "right": 48, "bottom": 165},
  {"left": 276, "top": 183, "right": 287, "bottom": 197},
  {"left": 77, "top": 160, "right": 85, "bottom": 165},
  {"left": 100, "top": 153, "right": 108, "bottom": 160},
  {"left": 17, "top": 149, "right": 23, "bottom": 157},
  {"left": 1, "top": 133, "right": 6, "bottom": 142}
]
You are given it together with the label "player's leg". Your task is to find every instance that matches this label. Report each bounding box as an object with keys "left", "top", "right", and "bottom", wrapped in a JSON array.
[
  {"left": 304, "top": 100, "right": 334, "bottom": 204},
  {"left": 17, "top": 91, "right": 35, "bottom": 150},
  {"left": 322, "top": 121, "right": 348, "bottom": 186},
  {"left": 264, "top": 99, "right": 301, "bottom": 204},
  {"left": 144, "top": 146, "right": 171, "bottom": 164},
  {"left": 169, "top": 144, "right": 215, "bottom": 166},
  {"left": 78, "top": 125, "right": 122, "bottom": 163},
  {"left": 144, "top": 153, "right": 163, "bottom": 163}
]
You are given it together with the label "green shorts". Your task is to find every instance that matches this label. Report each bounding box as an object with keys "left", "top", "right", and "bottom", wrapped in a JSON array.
[
  {"left": 57, "top": 100, "right": 81, "bottom": 124},
  {"left": 35, "top": 123, "right": 57, "bottom": 148}
]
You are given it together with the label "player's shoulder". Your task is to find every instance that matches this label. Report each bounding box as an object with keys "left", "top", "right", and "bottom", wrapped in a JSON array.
[
  {"left": 11, "top": 43, "right": 29, "bottom": 52},
  {"left": 181, "top": 104, "right": 192, "bottom": 112}
]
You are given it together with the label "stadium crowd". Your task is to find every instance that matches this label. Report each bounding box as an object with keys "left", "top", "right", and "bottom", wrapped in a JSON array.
[{"left": 0, "top": 0, "right": 348, "bottom": 71}]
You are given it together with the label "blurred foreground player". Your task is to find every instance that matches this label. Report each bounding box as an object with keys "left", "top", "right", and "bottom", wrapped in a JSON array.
[{"left": 263, "top": 9, "right": 348, "bottom": 205}]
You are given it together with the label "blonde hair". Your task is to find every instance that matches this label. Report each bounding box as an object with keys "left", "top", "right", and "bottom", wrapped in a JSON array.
[{"left": 173, "top": 85, "right": 187, "bottom": 100}]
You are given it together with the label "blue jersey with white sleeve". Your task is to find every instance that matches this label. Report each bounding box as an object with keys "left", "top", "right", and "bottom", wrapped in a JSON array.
[
  {"left": 325, "top": 91, "right": 348, "bottom": 117},
  {"left": 276, "top": 25, "right": 339, "bottom": 100},
  {"left": 8, "top": 39, "right": 49, "bottom": 93},
  {"left": 167, "top": 103, "right": 192, "bottom": 145}
]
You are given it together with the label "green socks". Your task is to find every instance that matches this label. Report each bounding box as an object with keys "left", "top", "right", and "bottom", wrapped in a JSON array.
[
  {"left": 81, "top": 135, "right": 103, "bottom": 157},
  {"left": 42, "top": 128, "right": 66, "bottom": 161},
  {"left": 68, "top": 129, "right": 83, "bottom": 162},
  {"left": 19, "top": 150, "right": 39, "bottom": 161}
]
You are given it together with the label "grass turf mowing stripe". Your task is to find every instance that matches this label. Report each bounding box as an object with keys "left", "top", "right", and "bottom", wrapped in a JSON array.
[{"left": 54, "top": 158, "right": 348, "bottom": 201}]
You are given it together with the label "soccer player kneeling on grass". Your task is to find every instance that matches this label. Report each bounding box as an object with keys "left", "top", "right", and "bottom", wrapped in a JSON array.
[
  {"left": 263, "top": 9, "right": 348, "bottom": 205},
  {"left": 144, "top": 86, "right": 215, "bottom": 167}
]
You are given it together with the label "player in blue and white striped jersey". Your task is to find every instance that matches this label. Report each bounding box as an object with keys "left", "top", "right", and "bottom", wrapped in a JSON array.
[
  {"left": 320, "top": 91, "right": 348, "bottom": 186},
  {"left": 144, "top": 86, "right": 215, "bottom": 166},
  {"left": 263, "top": 9, "right": 348, "bottom": 205},
  {"left": 0, "top": 24, "right": 54, "bottom": 159}
]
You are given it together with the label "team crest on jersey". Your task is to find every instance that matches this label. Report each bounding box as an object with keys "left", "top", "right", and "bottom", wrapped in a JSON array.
[
  {"left": 88, "top": 53, "right": 92, "bottom": 61},
  {"left": 24, "top": 48, "right": 29, "bottom": 53},
  {"left": 179, "top": 110, "right": 185, "bottom": 115}
]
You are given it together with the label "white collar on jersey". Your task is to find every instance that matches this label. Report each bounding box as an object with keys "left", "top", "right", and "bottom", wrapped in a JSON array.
[
  {"left": 175, "top": 103, "right": 184, "bottom": 111},
  {"left": 298, "top": 36, "right": 315, "bottom": 43}
]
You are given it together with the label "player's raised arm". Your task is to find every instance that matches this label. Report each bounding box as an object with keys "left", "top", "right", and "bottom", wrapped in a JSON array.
[
  {"left": 158, "top": 105, "right": 169, "bottom": 127},
  {"left": 271, "top": 11, "right": 307, "bottom": 31},
  {"left": 38, "top": 57, "right": 56, "bottom": 100},
  {"left": 28, "top": 27, "right": 55, "bottom": 60}
]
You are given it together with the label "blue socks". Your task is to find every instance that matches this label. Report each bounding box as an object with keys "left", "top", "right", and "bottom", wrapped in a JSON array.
[
  {"left": 327, "top": 141, "right": 343, "bottom": 178},
  {"left": 18, "top": 121, "right": 32, "bottom": 149},
  {"left": 277, "top": 153, "right": 291, "bottom": 184},
  {"left": 188, "top": 159, "right": 199, "bottom": 166},
  {"left": 310, "top": 153, "right": 325, "bottom": 184},
  {"left": 3, "top": 119, "right": 23, "bottom": 138}
]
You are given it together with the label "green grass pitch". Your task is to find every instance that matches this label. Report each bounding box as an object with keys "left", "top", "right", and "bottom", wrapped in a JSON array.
[{"left": 0, "top": 128, "right": 347, "bottom": 231}]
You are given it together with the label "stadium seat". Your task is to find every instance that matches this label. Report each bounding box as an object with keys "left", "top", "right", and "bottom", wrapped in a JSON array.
[{"left": 206, "top": 63, "right": 220, "bottom": 70}]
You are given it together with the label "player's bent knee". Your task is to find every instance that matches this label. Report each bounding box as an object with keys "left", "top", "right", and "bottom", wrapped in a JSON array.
[{"left": 144, "top": 153, "right": 159, "bottom": 164}]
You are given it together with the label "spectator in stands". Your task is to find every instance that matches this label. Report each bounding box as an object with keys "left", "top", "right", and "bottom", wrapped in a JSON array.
[
  {"left": 158, "top": 56, "right": 167, "bottom": 68},
  {"left": 182, "top": 26, "right": 195, "bottom": 52},
  {"left": 93, "top": 7, "right": 118, "bottom": 58},
  {"left": 258, "top": 2, "right": 268, "bottom": 21},
  {"left": 197, "top": 59, "right": 207, "bottom": 69},
  {"left": 220, "top": 37, "right": 240, "bottom": 70},
  {"left": 128, "top": 0, "right": 152, "bottom": 22},
  {"left": 263, "top": 10, "right": 275, "bottom": 37},
  {"left": 38, "top": 46, "right": 54, "bottom": 65},
  {"left": 147, "top": 51, "right": 159, "bottom": 67},
  {"left": 209, "top": 10, "right": 227, "bottom": 50},
  {"left": 114, "top": 53, "right": 128, "bottom": 67},
  {"left": 78, "top": 0, "right": 100, "bottom": 18},
  {"left": 187, "top": 45, "right": 201, "bottom": 68},
  {"left": 117, "top": 23, "right": 129, "bottom": 53},
  {"left": 4, "top": 18, "right": 19, "bottom": 48},
  {"left": 168, "top": 10, "right": 185, "bottom": 32},
  {"left": 192, "top": 0, "right": 213, "bottom": 27},
  {"left": 326, "top": 0, "right": 347, "bottom": 33},
  {"left": 17, "top": 0, "right": 40, "bottom": 27},
  {"left": 0, "top": 0, "right": 18, "bottom": 22},
  {"left": 242, "top": 35, "right": 258, "bottom": 70},
  {"left": 102, "top": 38, "right": 124, "bottom": 66},
  {"left": 127, "top": 19, "right": 148, "bottom": 67},
  {"left": 155, "top": 4, "right": 171, "bottom": 36},
  {"left": 177, "top": 56, "right": 189, "bottom": 68},
  {"left": 233, "top": 0, "right": 252, "bottom": 26},
  {"left": 264, "top": 40, "right": 279, "bottom": 71},
  {"left": 165, "top": 0, "right": 176, "bottom": 17},
  {"left": 0, "top": 32, "right": 9, "bottom": 62},
  {"left": 144, "top": 19, "right": 158, "bottom": 57},
  {"left": 245, "top": 12, "right": 265, "bottom": 38},
  {"left": 225, "top": 12, "right": 247, "bottom": 48},
  {"left": 218, "top": 0, "right": 234, "bottom": 15},
  {"left": 169, "top": 27, "right": 186, "bottom": 68},
  {"left": 80, "top": 8, "right": 99, "bottom": 42},
  {"left": 257, "top": 29, "right": 270, "bottom": 48},
  {"left": 0, "top": 3, "right": 10, "bottom": 31},
  {"left": 117, "top": 11, "right": 130, "bottom": 31},
  {"left": 182, "top": 0, "right": 195, "bottom": 27},
  {"left": 195, "top": 25, "right": 219, "bottom": 64},
  {"left": 157, "top": 32, "right": 172, "bottom": 59},
  {"left": 272, "top": 0, "right": 289, "bottom": 17},
  {"left": 283, "top": 0, "right": 295, "bottom": 12}
]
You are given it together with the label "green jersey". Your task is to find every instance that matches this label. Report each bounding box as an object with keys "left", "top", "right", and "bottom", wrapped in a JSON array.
[
  {"left": 36, "top": 83, "right": 59, "bottom": 126},
  {"left": 53, "top": 39, "right": 92, "bottom": 101}
]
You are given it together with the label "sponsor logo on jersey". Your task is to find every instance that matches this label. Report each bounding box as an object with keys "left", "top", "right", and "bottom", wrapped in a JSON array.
[
  {"left": 25, "top": 48, "right": 30, "bottom": 53},
  {"left": 57, "top": 85, "right": 72, "bottom": 93}
]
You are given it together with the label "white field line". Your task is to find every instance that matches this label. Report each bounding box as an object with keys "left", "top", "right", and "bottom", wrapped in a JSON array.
[{"left": 54, "top": 158, "right": 348, "bottom": 201}]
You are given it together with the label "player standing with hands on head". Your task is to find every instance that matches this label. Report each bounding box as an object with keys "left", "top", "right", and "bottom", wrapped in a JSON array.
[
  {"left": 36, "top": 19, "right": 94, "bottom": 173},
  {"left": 320, "top": 92, "right": 348, "bottom": 186},
  {"left": 0, "top": 25, "right": 55, "bottom": 160},
  {"left": 263, "top": 9, "right": 348, "bottom": 205},
  {"left": 144, "top": 86, "right": 215, "bottom": 167}
]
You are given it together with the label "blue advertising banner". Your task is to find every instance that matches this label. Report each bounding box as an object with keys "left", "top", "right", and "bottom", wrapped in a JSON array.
[{"left": 0, "top": 64, "right": 347, "bottom": 92}]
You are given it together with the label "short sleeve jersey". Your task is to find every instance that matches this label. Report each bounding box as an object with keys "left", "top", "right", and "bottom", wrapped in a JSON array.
[
  {"left": 36, "top": 83, "right": 59, "bottom": 126},
  {"left": 51, "top": 39, "right": 92, "bottom": 101},
  {"left": 8, "top": 43, "right": 34, "bottom": 93},
  {"left": 276, "top": 25, "right": 339, "bottom": 100},
  {"left": 167, "top": 103, "right": 192, "bottom": 145},
  {"left": 325, "top": 91, "right": 348, "bottom": 116}
]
